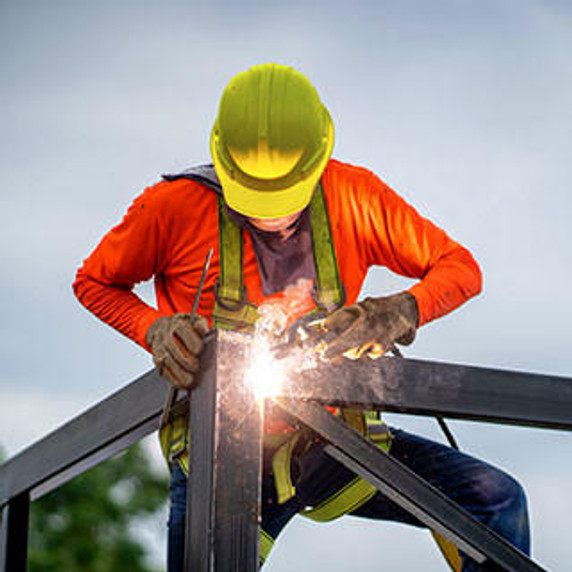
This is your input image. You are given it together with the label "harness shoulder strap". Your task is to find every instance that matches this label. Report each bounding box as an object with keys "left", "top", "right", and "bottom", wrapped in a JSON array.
[
  {"left": 212, "top": 181, "right": 345, "bottom": 331},
  {"left": 213, "top": 195, "right": 260, "bottom": 331},
  {"left": 309, "top": 181, "right": 346, "bottom": 312}
]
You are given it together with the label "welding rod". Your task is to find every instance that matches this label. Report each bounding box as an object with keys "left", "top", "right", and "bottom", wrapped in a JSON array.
[
  {"left": 159, "top": 247, "right": 214, "bottom": 429},
  {"left": 190, "top": 248, "right": 213, "bottom": 317}
]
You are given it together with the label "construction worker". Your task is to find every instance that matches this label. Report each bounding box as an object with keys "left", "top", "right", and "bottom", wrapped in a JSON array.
[{"left": 74, "top": 64, "right": 530, "bottom": 571}]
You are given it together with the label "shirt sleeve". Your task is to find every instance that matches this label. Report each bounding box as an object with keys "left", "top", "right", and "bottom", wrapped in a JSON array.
[
  {"left": 358, "top": 172, "right": 482, "bottom": 326},
  {"left": 73, "top": 185, "right": 169, "bottom": 350}
]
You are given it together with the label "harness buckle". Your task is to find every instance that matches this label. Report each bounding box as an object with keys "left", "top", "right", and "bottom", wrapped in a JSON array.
[{"left": 214, "top": 280, "right": 248, "bottom": 312}]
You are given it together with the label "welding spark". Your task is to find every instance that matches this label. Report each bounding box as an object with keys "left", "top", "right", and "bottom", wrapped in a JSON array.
[
  {"left": 245, "top": 342, "right": 288, "bottom": 403},
  {"left": 246, "top": 281, "right": 321, "bottom": 403}
]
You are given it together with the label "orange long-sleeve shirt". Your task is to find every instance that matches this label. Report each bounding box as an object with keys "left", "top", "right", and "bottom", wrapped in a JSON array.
[{"left": 73, "top": 159, "right": 482, "bottom": 350}]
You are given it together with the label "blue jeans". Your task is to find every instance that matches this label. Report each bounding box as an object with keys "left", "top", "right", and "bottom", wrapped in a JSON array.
[{"left": 167, "top": 428, "right": 530, "bottom": 571}]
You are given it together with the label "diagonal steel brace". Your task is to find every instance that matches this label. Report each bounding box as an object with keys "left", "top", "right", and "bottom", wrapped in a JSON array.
[{"left": 276, "top": 398, "right": 546, "bottom": 572}]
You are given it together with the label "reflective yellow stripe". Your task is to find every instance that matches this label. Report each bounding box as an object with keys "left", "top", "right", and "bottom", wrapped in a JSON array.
[
  {"left": 259, "top": 529, "right": 275, "bottom": 564},
  {"left": 302, "top": 476, "right": 377, "bottom": 522}
]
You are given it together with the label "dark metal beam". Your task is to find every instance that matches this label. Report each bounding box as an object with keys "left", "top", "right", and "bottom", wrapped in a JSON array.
[
  {"left": 0, "top": 369, "right": 170, "bottom": 506},
  {"left": 30, "top": 417, "right": 159, "bottom": 501},
  {"left": 285, "top": 354, "right": 572, "bottom": 431},
  {"left": 277, "top": 399, "right": 545, "bottom": 572},
  {"left": 1, "top": 329, "right": 569, "bottom": 572},
  {"left": 3, "top": 334, "right": 570, "bottom": 509},
  {"left": 186, "top": 330, "right": 263, "bottom": 572},
  {"left": 0, "top": 492, "right": 30, "bottom": 572}
]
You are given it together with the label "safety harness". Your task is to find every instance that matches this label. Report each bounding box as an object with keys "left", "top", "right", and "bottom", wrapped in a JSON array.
[
  {"left": 159, "top": 166, "right": 460, "bottom": 571},
  {"left": 213, "top": 179, "right": 346, "bottom": 331}
]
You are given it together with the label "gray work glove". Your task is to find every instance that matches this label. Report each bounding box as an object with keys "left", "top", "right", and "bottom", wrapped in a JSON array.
[
  {"left": 146, "top": 314, "right": 210, "bottom": 389},
  {"left": 309, "top": 292, "right": 419, "bottom": 361}
]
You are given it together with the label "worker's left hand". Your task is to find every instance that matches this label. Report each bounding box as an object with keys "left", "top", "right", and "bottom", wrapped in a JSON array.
[{"left": 309, "top": 292, "right": 419, "bottom": 361}]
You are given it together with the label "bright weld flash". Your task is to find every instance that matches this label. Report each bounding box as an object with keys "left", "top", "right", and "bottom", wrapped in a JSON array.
[{"left": 245, "top": 343, "right": 288, "bottom": 403}]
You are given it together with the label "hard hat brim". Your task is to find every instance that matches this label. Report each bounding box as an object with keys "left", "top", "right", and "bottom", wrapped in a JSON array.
[{"left": 211, "top": 115, "right": 334, "bottom": 220}]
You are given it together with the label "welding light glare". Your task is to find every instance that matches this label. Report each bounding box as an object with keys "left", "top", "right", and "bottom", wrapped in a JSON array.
[{"left": 246, "top": 346, "right": 287, "bottom": 402}]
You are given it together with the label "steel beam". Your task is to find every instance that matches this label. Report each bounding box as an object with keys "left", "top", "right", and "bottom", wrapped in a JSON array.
[
  {"left": 0, "top": 492, "right": 30, "bottom": 572},
  {"left": 0, "top": 369, "right": 170, "bottom": 506},
  {"left": 277, "top": 398, "right": 545, "bottom": 572},
  {"left": 186, "top": 330, "right": 263, "bottom": 572},
  {"left": 3, "top": 334, "right": 570, "bottom": 509},
  {"left": 284, "top": 354, "right": 572, "bottom": 431},
  {"left": 1, "top": 329, "right": 570, "bottom": 571}
]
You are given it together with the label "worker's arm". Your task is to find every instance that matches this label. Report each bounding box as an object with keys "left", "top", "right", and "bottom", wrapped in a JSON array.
[
  {"left": 359, "top": 172, "right": 482, "bottom": 327},
  {"left": 73, "top": 185, "right": 169, "bottom": 350},
  {"left": 317, "top": 163, "right": 482, "bottom": 358},
  {"left": 74, "top": 181, "right": 213, "bottom": 389}
]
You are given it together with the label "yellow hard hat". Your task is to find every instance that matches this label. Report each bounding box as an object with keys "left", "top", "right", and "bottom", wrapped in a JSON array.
[{"left": 211, "top": 63, "right": 334, "bottom": 219}]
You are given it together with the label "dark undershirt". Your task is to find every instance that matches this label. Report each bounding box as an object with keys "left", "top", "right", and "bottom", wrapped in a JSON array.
[{"left": 226, "top": 206, "right": 316, "bottom": 296}]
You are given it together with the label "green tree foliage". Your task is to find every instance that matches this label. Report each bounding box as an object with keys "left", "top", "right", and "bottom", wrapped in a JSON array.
[{"left": 28, "top": 443, "right": 169, "bottom": 572}]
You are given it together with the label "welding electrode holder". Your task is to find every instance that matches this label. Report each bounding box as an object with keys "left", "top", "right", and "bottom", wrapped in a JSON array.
[{"left": 271, "top": 312, "right": 329, "bottom": 359}]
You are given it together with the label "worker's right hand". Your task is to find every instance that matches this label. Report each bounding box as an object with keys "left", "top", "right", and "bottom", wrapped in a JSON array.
[{"left": 146, "top": 314, "right": 210, "bottom": 389}]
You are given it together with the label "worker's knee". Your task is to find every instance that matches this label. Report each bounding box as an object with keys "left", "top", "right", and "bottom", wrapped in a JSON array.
[
  {"left": 472, "top": 465, "right": 527, "bottom": 514},
  {"left": 470, "top": 465, "right": 530, "bottom": 555}
]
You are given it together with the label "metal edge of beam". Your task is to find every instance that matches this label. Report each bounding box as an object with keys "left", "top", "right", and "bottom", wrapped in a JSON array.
[
  {"left": 186, "top": 334, "right": 217, "bottom": 571},
  {"left": 284, "top": 355, "right": 572, "bottom": 431},
  {"left": 0, "top": 368, "right": 170, "bottom": 506},
  {"left": 0, "top": 504, "right": 6, "bottom": 571},
  {"left": 0, "top": 492, "right": 30, "bottom": 572},
  {"left": 187, "top": 329, "right": 263, "bottom": 572},
  {"left": 277, "top": 398, "right": 546, "bottom": 572}
]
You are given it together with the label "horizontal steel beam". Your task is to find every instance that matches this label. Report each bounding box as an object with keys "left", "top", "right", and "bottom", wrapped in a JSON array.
[
  {"left": 277, "top": 398, "right": 545, "bottom": 572},
  {"left": 3, "top": 330, "right": 571, "bottom": 509},
  {"left": 284, "top": 354, "right": 572, "bottom": 431},
  {"left": 4, "top": 333, "right": 570, "bottom": 507},
  {"left": 0, "top": 368, "right": 171, "bottom": 506}
]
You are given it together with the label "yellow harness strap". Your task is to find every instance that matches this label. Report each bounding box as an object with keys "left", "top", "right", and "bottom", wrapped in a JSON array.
[
  {"left": 212, "top": 181, "right": 346, "bottom": 332},
  {"left": 432, "top": 531, "right": 463, "bottom": 572},
  {"left": 301, "top": 415, "right": 391, "bottom": 522},
  {"left": 271, "top": 434, "right": 301, "bottom": 505},
  {"left": 259, "top": 529, "right": 275, "bottom": 565},
  {"left": 269, "top": 411, "right": 392, "bottom": 520},
  {"left": 213, "top": 193, "right": 260, "bottom": 332},
  {"left": 302, "top": 476, "right": 377, "bottom": 522},
  {"left": 159, "top": 408, "right": 190, "bottom": 475}
]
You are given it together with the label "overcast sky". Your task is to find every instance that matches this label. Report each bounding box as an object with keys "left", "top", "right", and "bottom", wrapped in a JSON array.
[{"left": 1, "top": 1, "right": 571, "bottom": 570}]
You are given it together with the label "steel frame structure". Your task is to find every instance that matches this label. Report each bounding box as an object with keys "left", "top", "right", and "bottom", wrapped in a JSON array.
[{"left": 1, "top": 329, "right": 571, "bottom": 571}]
